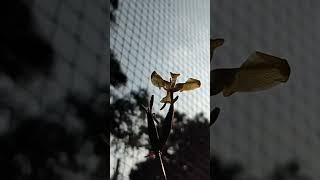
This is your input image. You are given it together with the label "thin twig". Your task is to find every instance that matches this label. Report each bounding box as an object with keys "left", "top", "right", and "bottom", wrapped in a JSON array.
[
  {"left": 153, "top": 113, "right": 167, "bottom": 180},
  {"left": 158, "top": 151, "right": 167, "bottom": 180},
  {"left": 154, "top": 119, "right": 167, "bottom": 180}
]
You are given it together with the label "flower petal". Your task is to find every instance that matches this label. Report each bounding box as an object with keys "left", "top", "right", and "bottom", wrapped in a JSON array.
[
  {"left": 170, "top": 72, "right": 180, "bottom": 78},
  {"left": 151, "top": 71, "right": 170, "bottom": 89},
  {"left": 175, "top": 78, "right": 201, "bottom": 92},
  {"left": 171, "top": 83, "right": 184, "bottom": 92},
  {"left": 169, "top": 72, "right": 180, "bottom": 88},
  {"left": 210, "top": 38, "right": 224, "bottom": 61},
  {"left": 160, "top": 91, "right": 171, "bottom": 103}
]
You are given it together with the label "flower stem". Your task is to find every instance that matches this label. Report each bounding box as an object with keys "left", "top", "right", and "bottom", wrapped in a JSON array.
[{"left": 158, "top": 151, "right": 167, "bottom": 180}]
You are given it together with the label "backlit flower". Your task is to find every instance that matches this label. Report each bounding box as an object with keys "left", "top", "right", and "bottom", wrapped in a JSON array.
[{"left": 151, "top": 71, "right": 201, "bottom": 103}]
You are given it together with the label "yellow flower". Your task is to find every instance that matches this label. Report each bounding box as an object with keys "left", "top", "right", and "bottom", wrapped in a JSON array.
[{"left": 151, "top": 71, "right": 201, "bottom": 103}]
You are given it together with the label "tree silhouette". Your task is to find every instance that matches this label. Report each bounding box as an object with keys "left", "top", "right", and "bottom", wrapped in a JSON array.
[
  {"left": 0, "top": 1, "right": 107, "bottom": 179},
  {"left": 269, "top": 160, "right": 312, "bottom": 180},
  {"left": 110, "top": 0, "right": 119, "bottom": 23},
  {"left": 0, "top": 0, "right": 53, "bottom": 81},
  {"left": 129, "top": 112, "right": 210, "bottom": 180},
  {"left": 110, "top": 50, "right": 127, "bottom": 87},
  {"left": 0, "top": 118, "right": 73, "bottom": 180},
  {"left": 110, "top": 49, "right": 153, "bottom": 179},
  {"left": 210, "top": 156, "right": 244, "bottom": 180},
  {"left": 110, "top": 89, "right": 149, "bottom": 147},
  {"left": 209, "top": 155, "right": 312, "bottom": 180}
]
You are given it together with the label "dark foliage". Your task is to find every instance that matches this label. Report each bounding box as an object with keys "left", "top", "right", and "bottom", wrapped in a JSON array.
[
  {"left": 110, "top": 51, "right": 127, "bottom": 87},
  {"left": 110, "top": 0, "right": 119, "bottom": 22},
  {"left": 0, "top": 0, "right": 53, "bottom": 81},
  {"left": 0, "top": 119, "right": 74, "bottom": 180},
  {"left": 270, "top": 160, "right": 311, "bottom": 180},
  {"left": 210, "top": 156, "right": 244, "bottom": 180},
  {"left": 0, "top": 1, "right": 106, "bottom": 179},
  {"left": 129, "top": 112, "right": 210, "bottom": 180},
  {"left": 210, "top": 156, "right": 312, "bottom": 180},
  {"left": 110, "top": 89, "right": 149, "bottom": 147}
]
